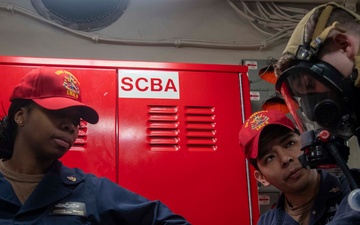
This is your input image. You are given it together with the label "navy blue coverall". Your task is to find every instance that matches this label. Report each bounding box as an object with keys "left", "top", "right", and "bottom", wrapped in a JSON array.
[
  {"left": 257, "top": 170, "right": 351, "bottom": 225},
  {"left": 0, "top": 160, "right": 191, "bottom": 225}
]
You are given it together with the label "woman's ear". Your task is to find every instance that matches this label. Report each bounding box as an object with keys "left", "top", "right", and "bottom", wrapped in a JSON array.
[
  {"left": 14, "top": 109, "right": 25, "bottom": 127},
  {"left": 254, "top": 170, "right": 271, "bottom": 187}
]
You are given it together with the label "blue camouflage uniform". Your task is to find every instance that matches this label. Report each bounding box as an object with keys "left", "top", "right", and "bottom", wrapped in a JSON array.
[
  {"left": 257, "top": 170, "right": 351, "bottom": 225},
  {"left": 0, "top": 160, "right": 191, "bottom": 225}
]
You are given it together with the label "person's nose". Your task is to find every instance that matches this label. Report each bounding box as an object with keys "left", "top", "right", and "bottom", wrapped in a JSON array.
[
  {"left": 280, "top": 152, "right": 294, "bottom": 168},
  {"left": 60, "top": 119, "right": 77, "bottom": 134}
]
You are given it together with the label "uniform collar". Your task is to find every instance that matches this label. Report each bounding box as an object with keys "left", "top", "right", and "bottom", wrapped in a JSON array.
[{"left": 17, "top": 160, "right": 86, "bottom": 215}]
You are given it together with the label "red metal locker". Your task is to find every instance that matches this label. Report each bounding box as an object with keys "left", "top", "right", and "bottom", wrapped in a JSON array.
[{"left": 0, "top": 56, "right": 259, "bottom": 225}]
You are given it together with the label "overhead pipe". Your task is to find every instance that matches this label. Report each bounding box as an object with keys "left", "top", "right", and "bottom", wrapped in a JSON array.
[
  {"left": 0, "top": 3, "right": 282, "bottom": 51},
  {"left": 240, "top": 0, "right": 358, "bottom": 11}
]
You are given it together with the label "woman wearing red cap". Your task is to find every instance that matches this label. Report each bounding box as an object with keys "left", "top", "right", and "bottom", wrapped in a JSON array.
[{"left": 0, "top": 67, "right": 190, "bottom": 224}]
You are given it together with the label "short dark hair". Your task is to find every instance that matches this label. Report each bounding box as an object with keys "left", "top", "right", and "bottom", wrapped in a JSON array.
[{"left": 249, "top": 124, "right": 299, "bottom": 170}]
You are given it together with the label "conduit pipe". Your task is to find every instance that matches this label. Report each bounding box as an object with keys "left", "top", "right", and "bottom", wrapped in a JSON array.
[{"left": 0, "top": 3, "right": 284, "bottom": 51}]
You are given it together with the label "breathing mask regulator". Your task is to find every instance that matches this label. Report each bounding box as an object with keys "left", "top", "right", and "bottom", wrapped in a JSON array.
[{"left": 276, "top": 3, "right": 360, "bottom": 190}]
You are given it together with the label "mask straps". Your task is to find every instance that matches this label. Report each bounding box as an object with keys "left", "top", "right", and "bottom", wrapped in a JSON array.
[
  {"left": 310, "top": 22, "right": 345, "bottom": 51},
  {"left": 312, "top": 5, "right": 334, "bottom": 40},
  {"left": 310, "top": 5, "right": 346, "bottom": 53}
]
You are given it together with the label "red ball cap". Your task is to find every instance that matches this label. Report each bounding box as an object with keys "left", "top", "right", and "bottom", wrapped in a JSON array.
[
  {"left": 239, "top": 110, "right": 295, "bottom": 159},
  {"left": 10, "top": 67, "right": 99, "bottom": 124}
]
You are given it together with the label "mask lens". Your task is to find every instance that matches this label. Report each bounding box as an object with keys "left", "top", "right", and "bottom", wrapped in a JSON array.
[{"left": 276, "top": 61, "right": 355, "bottom": 139}]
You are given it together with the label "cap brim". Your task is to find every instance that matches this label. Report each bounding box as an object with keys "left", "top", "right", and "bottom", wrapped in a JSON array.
[
  {"left": 33, "top": 97, "right": 99, "bottom": 124},
  {"left": 249, "top": 123, "right": 294, "bottom": 159}
]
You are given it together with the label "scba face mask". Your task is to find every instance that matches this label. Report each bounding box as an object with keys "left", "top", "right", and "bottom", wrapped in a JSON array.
[
  {"left": 276, "top": 2, "right": 360, "bottom": 140},
  {"left": 276, "top": 60, "right": 357, "bottom": 140}
]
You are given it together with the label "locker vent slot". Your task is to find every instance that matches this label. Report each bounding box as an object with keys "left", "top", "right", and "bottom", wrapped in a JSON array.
[
  {"left": 185, "top": 106, "right": 217, "bottom": 152},
  {"left": 69, "top": 120, "right": 88, "bottom": 151},
  {"left": 147, "top": 105, "right": 180, "bottom": 151}
]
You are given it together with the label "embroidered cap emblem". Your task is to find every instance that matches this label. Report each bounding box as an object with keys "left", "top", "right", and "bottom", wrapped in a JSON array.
[
  {"left": 249, "top": 113, "right": 270, "bottom": 131},
  {"left": 55, "top": 70, "right": 80, "bottom": 99}
]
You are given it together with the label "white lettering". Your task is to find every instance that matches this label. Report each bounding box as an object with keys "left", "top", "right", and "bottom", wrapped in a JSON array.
[{"left": 118, "top": 70, "right": 180, "bottom": 99}]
